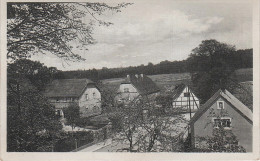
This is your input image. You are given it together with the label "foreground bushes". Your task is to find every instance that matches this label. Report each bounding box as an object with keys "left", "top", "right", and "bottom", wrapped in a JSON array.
[{"left": 54, "top": 131, "right": 94, "bottom": 152}]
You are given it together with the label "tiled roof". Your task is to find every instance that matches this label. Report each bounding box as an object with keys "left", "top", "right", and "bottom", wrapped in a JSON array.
[
  {"left": 190, "top": 89, "right": 252, "bottom": 124},
  {"left": 121, "top": 74, "right": 160, "bottom": 95},
  {"left": 44, "top": 79, "right": 94, "bottom": 98}
]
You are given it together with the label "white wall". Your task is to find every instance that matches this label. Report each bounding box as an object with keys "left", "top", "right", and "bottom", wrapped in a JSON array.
[
  {"left": 172, "top": 86, "right": 200, "bottom": 110},
  {"left": 117, "top": 83, "right": 139, "bottom": 102},
  {"left": 79, "top": 87, "right": 102, "bottom": 117}
]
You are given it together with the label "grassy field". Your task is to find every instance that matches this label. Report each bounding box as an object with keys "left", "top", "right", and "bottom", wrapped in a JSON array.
[
  {"left": 234, "top": 68, "right": 253, "bottom": 82},
  {"left": 100, "top": 68, "right": 252, "bottom": 93}
]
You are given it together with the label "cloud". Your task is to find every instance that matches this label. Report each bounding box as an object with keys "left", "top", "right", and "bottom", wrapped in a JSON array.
[{"left": 30, "top": 1, "right": 252, "bottom": 71}]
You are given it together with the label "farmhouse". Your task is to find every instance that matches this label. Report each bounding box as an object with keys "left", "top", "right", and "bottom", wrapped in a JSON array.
[
  {"left": 172, "top": 84, "right": 200, "bottom": 112},
  {"left": 116, "top": 74, "right": 160, "bottom": 103},
  {"left": 189, "top": 89, "right": 253, "bottom": 152},
  {"left": 44, "top": 79, "right": 101, "bottom": 118}
]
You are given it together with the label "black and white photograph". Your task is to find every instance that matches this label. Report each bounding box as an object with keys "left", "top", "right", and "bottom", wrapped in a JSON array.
[{"left": 1, "top": 0, "right": 259, "bottom": 160}]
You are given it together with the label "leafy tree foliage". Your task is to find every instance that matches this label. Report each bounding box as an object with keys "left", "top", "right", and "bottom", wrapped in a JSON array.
[
  {"left": 63, "top": 103, "right": 81, "bottom": 130},
  {"left": 57, "top": 47, "right": 252, "bottom": 82},
  {"left": 7, "top": 59, "right": 65, "bottom": 151},
  {"left": 7, "top": 76, "right": 62, "bottom": 151},
  {"left": 8, "top": 59, "right": 63, "bottom": 91},
  {"left": 7, "top": 2, "right": 130, "bottom": 61},
  {"left": 187, "top": 39, "right": 252, "bottom": 103},
  {"left": 114, "top": 96, "right": 187, "bottom": 152}
]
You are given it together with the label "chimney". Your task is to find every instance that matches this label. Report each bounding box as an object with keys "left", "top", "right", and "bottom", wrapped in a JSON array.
[{"left": 140, "top": 74, "right": 144, "bottom": 80}]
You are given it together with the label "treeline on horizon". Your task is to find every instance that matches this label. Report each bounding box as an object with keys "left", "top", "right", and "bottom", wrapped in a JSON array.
[{"left": 57, "top": 49, "right": 253, "bottom": 81}]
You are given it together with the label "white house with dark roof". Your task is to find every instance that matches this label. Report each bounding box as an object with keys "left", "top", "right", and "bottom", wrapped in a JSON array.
[
  {"left": 116, "top": 74, "right": 160, "bottom": 103},
  {"left": 44, "top": 79, "right": 101, "bottom": 118},
  {"left": 172, "top": 84, "right": 200, "bottom": 112},
  {"left": 189, "top": 89, "right": 253, "bottom": 152}
]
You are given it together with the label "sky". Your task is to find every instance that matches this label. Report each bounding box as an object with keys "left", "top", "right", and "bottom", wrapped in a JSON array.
[{"left": 31, "top": 0, "right": 253, "bottom": 71}]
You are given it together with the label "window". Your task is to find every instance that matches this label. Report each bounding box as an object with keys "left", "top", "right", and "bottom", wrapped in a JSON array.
[
  {"left": 184, "top": 92, "right": 190, "bottom": 97},
  {"left": 213, "top": 118, "right": 231, "bottom": 128},
  {"left": 124, "top": 88, "right": 129, "bottom": 92},
  {"left": 86, "top": 94, "right": 89, "bottom": 100},
  {"left": 217, "top": 101, "right": 224, "bottom": 109},
  {"left": 213, "top": 119, "right": 221, "bottom": 128},
  {"left": 93, "top": 92, "right": 96, "bottom": 98},
  {"left": 222, "top": 119, "right": 231, "bottom": 128}
]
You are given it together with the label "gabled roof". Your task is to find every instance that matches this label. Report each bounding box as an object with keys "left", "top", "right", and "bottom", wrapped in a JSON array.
[
  {"left": 121, "top": 74, "right": 160, "bottom": 95},
  {"left": 44, "top": 79, "right": 94, "bottom": 98},
  {"left": 190, "top": 89, "right": 252, "bottom": 124},
  {"left": 172, "top": 84, "right": 186, "bottom": 100},
  {"left": 172, "top": 84, "right": 198, "bottom": 101}
]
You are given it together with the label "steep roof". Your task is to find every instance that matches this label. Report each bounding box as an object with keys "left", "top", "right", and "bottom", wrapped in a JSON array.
[
  {"left": 190, "top": 89, "right": 252, "bottom": 124},
  {"left": 172, "top": 84, "right": 186, "bottom": 100},
  {"left": 172, "top": 84, "right": 198, "bottom": 101},
  {"left": 121, "top": 74, "right": 160, "bottom": 95},
  {"left": 44, "top": 79, "right": 94, "bottom": 98}
]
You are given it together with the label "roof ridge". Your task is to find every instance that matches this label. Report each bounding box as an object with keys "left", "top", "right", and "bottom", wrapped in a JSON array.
[{"left": 190, "top": 89, "right": 252, "bottom": 124}]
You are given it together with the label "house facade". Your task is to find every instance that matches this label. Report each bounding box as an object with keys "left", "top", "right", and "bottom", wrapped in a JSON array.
[
  {"left": 116, "top": 74, "right": 160, "bottom": 103},
  {"left": 189, "top": 89, "right": 253, "bottom": 152},
  {"left": 172, "top": 84, "right": 200, "bottom": 112},
  {"left": 44, "top": 79, "right": 101, "bottom": 118}
]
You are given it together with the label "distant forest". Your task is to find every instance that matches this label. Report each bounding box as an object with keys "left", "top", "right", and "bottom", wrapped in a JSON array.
[{"left": 56, "top": 49, "right": 252, "bottom": 81}]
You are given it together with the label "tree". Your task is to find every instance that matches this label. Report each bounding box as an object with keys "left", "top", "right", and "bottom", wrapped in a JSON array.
[
  {"left": 63, "top": 103, "right": 81, "bottom": 131},
  {"left": 187, "top": 39, "right": 239, "bottom": 103},
  {"left": 8, "top": 59, "right": 62, "bottom": 91},
  {"left": 7, "top": 76, "right": 62, "bottom": 152},
  {"left": 7, "top": 2, "right": 131, "bottom": 61},
  {"left": 7, "top": 59, "right": 64, "bottom": 152},
  {"left": 113, "top": 96, "right": 187, "bottom": 152}
]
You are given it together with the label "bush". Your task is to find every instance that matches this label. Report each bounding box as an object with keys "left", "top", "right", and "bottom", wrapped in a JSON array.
[
  {"left": 54, "top": 131, "right": 94, "bottom": 152},
  {"left": 106, "top": 112, "right": 124, "bottom": 132},
  {"left": 75, "top": 115, "right": 110, "bottom": 129}
]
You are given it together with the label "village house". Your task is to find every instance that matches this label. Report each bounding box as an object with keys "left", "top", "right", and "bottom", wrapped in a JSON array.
[
  {"left": 189, "top": 89, "right": 253, "bottom": 152},
  {"left": 44, "top": 79, "right": 102, "bottom": 118},
  {"left": 116, "top": 74, "right": 160, "bottom": 103},
  {"left": 172, "top": 84, "right": 200, "bottom": 113}
]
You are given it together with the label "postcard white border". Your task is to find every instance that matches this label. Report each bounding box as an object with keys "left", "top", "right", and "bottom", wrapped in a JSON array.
[{"left": 1, "top": 0, "right": 259, "bottom": 160}]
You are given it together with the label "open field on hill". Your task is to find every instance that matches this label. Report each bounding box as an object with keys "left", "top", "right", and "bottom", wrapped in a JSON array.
[
  {"left": 234, "top": 68, "right": 253, "bottom": 82},
  {"left": 100, "top": 68, "right": 252, "bottom": 93}
]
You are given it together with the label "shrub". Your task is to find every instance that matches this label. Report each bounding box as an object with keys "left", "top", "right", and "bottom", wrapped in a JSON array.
[{"left": 54, "top": 131, "right": 94, "bottom": 152}]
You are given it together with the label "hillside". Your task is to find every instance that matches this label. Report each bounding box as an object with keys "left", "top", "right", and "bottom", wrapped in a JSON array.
[{"left": 101, "top": 68, "right": 253, "bottom": 94}]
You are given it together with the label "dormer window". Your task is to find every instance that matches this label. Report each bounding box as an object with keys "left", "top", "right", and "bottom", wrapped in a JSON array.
[{"left": 217, "top": 101, "right": 224, "bottom": 109}]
